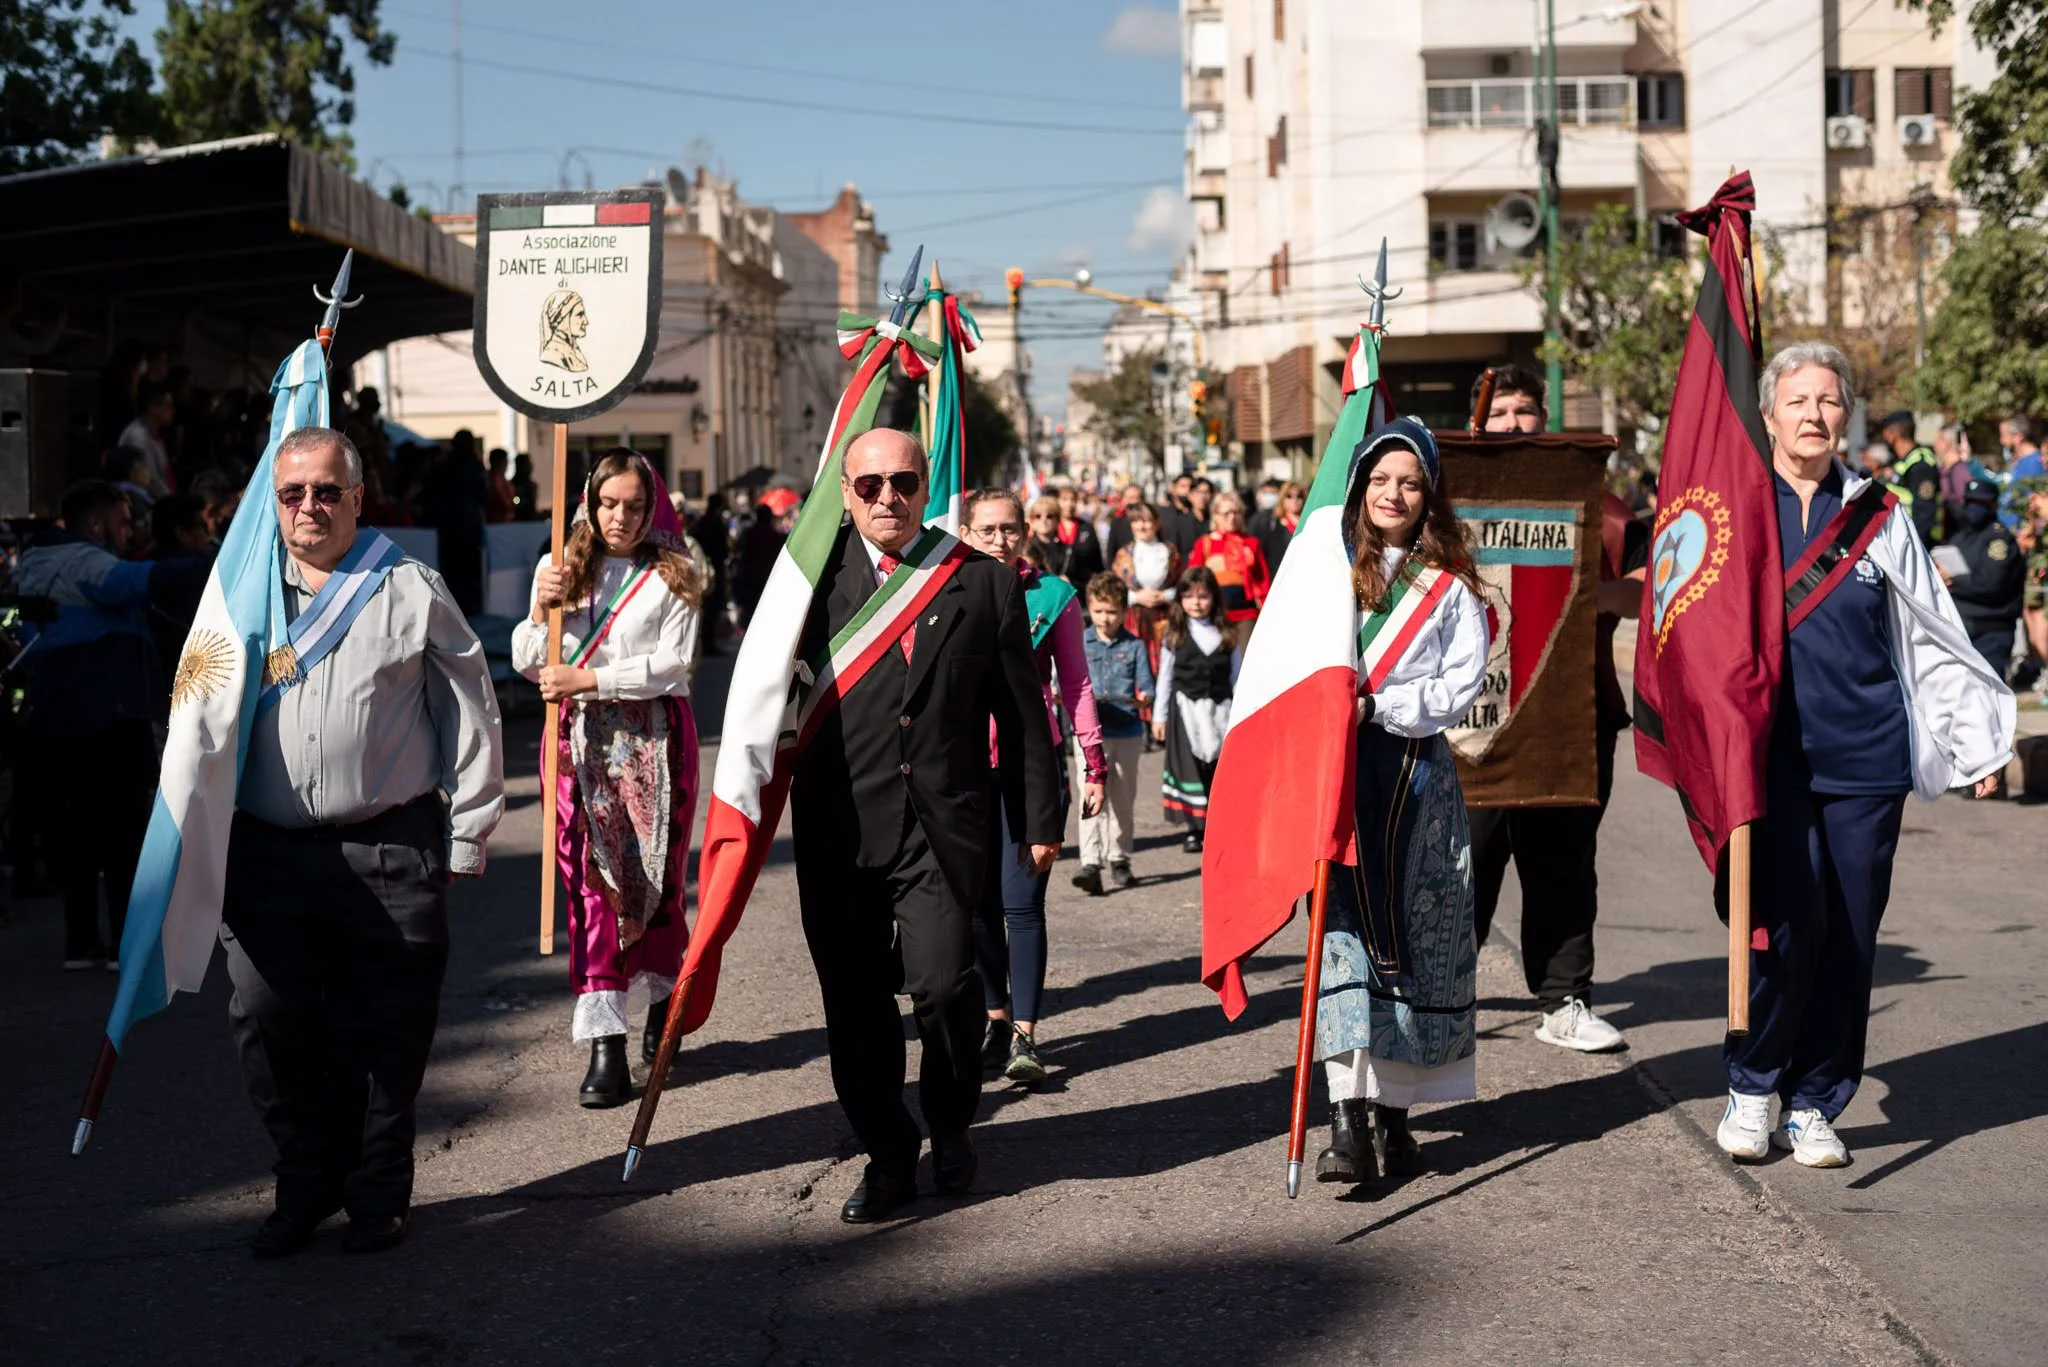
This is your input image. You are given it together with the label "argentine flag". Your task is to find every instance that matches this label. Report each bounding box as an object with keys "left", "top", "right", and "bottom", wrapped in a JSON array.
[{"left": 91, "top": 341, "right": 327, "bottom": 1105}]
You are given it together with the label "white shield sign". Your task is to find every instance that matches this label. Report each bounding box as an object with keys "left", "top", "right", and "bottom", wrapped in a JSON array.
[{"left": 472, "top": 190, "right": 663, "bottom": 423}]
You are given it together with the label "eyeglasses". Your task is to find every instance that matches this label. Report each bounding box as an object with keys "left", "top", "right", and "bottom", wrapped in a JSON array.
[
  {"left": 274, "top": 482, "right": 357, "bottom": 509},
  {"left": 969, "top": 523, "right": 1025, "bottom": 542},
  {"left": 848, "top": 471, "right": 922, "bottom": 502}
]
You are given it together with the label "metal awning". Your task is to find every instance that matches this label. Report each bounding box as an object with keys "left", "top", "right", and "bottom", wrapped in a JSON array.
[{"left": 0, "top": 135, "right": 474, "bottom": 385}]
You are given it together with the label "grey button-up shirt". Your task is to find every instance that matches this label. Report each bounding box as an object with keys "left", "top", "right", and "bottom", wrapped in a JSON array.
[{"left": 237, "top": 548, "right": 506, "bottom": 873}]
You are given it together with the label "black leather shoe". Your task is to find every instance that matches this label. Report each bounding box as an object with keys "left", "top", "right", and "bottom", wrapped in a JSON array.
[
  {"left": 579, "top": 1034, "right": 632, "bottom": 1108},
  {"left": 1181, "top": 833, "right": 1203, "bottom": 854},
  {"left": 643, "top": 999, "right": 670, "bottom": 1066},
  {"left": 250, "top": 1201, "right": 338, "bottom": 1259},
  {"left": 1315, "top": 1100, "right": 1376, "bottom": 1185},
  {"left": 340, "top": 1211, "right": 410, "bottom": 1254},
  {"left": 931, "top": 1131, "right": 977, "bottom": 1196},
  {"left": 980, "top": 1018, "right": 1012, "bottom": 1075},
  {"left": 1373, "top": 1104, "right": 1425, "bottom": 1176},
  {"left": 840, "top": 1165, "right": 918, "bottom": 1224}
]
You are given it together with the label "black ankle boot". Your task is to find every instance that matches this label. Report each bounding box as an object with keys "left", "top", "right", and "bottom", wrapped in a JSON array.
[
  {"left": 1315, "top": 1099, "right": 1376, "bottom": 1185},
  {"left": 643, "top": 998, "right": 670, "bottom": 1066},
  {"left": 579, "top": 1035, "right": 631, "bottom": 1108},
  {"left": 1373, "top": 1104, "right": 1425, "bottom": 1175}
]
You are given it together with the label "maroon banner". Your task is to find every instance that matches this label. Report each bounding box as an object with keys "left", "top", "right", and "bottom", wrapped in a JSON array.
[{"left": 1632, "top": 171, "right": 1783, "bottom": 869}]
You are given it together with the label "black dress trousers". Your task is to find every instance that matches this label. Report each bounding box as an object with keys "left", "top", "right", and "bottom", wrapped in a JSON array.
[
  {"left": 219, "top": 796, "right": 450, "bottom": 1220},
  {"left": 797, "top": 802, "right": 983, "bottom": 1181}
]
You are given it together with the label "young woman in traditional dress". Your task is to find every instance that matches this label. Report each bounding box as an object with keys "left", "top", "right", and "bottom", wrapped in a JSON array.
[
  {"left": 1314, "top": 418, "right": 1491, "bottom": 1188},
  {"left": 1152, "top": 565, "right": 1240, "bottom": 853},
  {"left": 1111, "top": 501, "right": 1181, "bottom": 696},
  {"left": 514, "top": 449, "right": 703, "bottom": 1108},
  {"left": 959, "top": 488, "right": 1106, "bottom": 1085}
]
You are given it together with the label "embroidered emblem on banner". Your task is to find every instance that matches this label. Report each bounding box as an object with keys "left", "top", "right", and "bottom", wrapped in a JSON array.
[
  {"left": 1650, "top": 487, "right": 1732, "bottom": 651},
  {"left": 1448, "top": 503, "right": 1580, "bottom": 761},
  {"left": 172, "top": 631, "right": 237, "bottom": 711}
]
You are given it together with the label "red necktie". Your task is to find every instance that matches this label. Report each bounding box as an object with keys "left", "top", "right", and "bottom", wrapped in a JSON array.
[{"left": 877, "top": 554, "right": 914, "bottom": 665}]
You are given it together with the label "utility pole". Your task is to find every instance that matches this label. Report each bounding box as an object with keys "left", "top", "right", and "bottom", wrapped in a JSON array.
[
  {"left": 451, "top": 0, "right": 465, "bottom": 211},
  {"left": 1537, "top": 0, "right": 1564, "bottom": 433},
  {"left": 1005, "top": 267, "right": 1034, "bottom": 484}
]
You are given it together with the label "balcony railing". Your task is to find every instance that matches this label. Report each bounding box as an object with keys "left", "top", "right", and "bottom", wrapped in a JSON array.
[{"left": 1425, "top": 77, "right": 1634, "bottom": 129}]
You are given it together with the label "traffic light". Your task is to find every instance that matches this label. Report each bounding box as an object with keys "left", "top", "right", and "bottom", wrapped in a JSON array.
[
  {"left": 1004, "top": 266, "right": 1024, "bottom": 312},
  {"left": 1189, "top": 379, "right": 1207, "bottom": 406}
]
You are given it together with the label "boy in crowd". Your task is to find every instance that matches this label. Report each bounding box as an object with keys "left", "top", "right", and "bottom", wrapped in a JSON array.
[{"left": 1074, "top": 574, "right": 1153, "bottom": 896}]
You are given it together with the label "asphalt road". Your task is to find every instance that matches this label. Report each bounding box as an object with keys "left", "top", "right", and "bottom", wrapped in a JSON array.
[{"left": 2, "top": 654, "right": 2041, "bottom": 1366}]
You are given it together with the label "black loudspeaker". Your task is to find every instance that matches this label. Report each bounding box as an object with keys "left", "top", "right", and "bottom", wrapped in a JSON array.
[{"left": 0, "top": 370, "right": 75, "bottom": 518}]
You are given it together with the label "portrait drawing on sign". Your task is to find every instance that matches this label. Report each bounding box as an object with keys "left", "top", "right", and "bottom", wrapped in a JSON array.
[{"left": 540, "top": 286, "right": 591, "bottom": 373}]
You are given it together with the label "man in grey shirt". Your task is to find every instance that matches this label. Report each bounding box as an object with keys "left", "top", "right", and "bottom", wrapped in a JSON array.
[{"left": 225, "top": 425, "right": 503, "bottom": 1258}]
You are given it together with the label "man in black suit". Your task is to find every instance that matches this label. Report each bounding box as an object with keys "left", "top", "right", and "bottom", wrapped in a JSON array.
[{"left": 792, "top": 428, "right": 1063, "bottom": 1223}]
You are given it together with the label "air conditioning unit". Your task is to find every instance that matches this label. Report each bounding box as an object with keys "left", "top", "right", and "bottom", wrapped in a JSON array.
[
  {"left": 1825, "top": 115, "right": 1869, "bottom": 151},
  {"left": 1898, "top": 114, "right": 1939, "bottom": 147}
]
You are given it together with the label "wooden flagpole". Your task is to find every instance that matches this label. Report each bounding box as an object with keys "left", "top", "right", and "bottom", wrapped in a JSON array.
[
  {"left": 1727, "top": 824, "right": 1751, "bottom": 1034},
  {"left": 924, "top": 260, "right": 946, "bottom": 448},
  {"left": 622, "top": 970, "right": 700, "bottom": 1180},
  {"left": 1286, "top": 859, "right": 1334, "bottom": 1198},
  {"left": 538, "top": 421, "right": 569, "bottom": 955}
]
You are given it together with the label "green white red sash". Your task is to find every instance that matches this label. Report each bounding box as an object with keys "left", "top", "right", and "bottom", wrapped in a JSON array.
[
  {"left": 790, "top": 526, "right": 970, "bottom": 749},
  {"left": 1356, "top": 566, "right": 1452, "bottom": 691},
  {"left": 569, "top": 563, "right": 659, "bottom": 667}
]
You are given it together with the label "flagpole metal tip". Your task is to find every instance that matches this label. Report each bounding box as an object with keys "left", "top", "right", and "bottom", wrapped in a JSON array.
[
  {"left": 1286, "top": 1160, "right": 1301, "bottom": 1200},
  {"left": 622, "top": 1145, "right": 642, "bottom": 1183},
  {"left": 72, "top": 1118, "right": 93, "bottom": 1157}
]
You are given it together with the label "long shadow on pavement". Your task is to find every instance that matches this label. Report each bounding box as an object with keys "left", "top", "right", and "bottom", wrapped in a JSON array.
[{"left": 1838, "top": 1020, "right": 2048, "bottom": 1189}]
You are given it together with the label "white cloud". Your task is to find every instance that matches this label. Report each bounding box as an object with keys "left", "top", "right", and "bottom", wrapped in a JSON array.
[
  {"left": 1126, "top": 186, "right": 1192, "bottom": 254},
  {"left": 1101, "top": 6, "right": 1180, "bottom": 58}
]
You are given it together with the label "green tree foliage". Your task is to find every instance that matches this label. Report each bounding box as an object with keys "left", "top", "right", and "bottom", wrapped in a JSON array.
[
  {"left": 0, "top": 0, "right": 158, "bottom": 174},
  {"left": 1911, "top": 223, "right": 2048, "bottom": 422},
  {"left": 1905, "top": 1, "right": 2048, "bottom": 225},
  {"left": 155, "top": 0, "right": 394, "bottom": 164},
  {"left": 1536, "top": 204, "right": 1695, "bottom": 456},
  {"left": 1904, "top": 1, "right": 2048, "bottom": 419},
  {"left": 1071, "top": 347, "right": 1182, "bottom": 465}
]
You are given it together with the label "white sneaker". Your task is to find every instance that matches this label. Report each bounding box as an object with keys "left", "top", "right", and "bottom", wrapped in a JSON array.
[
  {"left": 1772, "top": 1108, "right": 1850, "bottom": 1167},
  {"left": 1717, "top": 1091, "right": 1773, "bottom": 1160},
  {"left": 1535, "top": 997, "right": 1626, "bottom": 1053}
]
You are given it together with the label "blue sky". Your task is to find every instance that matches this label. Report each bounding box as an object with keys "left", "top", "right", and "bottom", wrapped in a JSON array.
[{"left": 126, "top": 0, "right": 1191, "bottom": 414}]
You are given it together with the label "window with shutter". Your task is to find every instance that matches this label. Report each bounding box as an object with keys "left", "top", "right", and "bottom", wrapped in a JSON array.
[
  {"left": 1824, "top": 70, "right": 1852, "bottom": 118},
  {"left": 1275, "top": 115, "right": 1288, "bottom": 167},
  {"left": 1266, "top": 135, "right": 1278, "bottom": 178},
  {"left": 1245, "top": 54, "right": 1254, "bottom": 99},
  {"left": 1931, "top": 67, "right": 1952, "bottom": 118},
  {"left": 1895, "top": 68, "right": 1932, "bottom": 117},
  {"left": 1852, "top": 68, "right": 1874, "bottom": 120},
  {"left": 1274, "top": 0, "right": 1284, "bottom": 42}
]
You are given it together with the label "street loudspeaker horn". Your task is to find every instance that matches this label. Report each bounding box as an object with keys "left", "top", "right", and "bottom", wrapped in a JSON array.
[{"left": 1486, "top": 193, "right": 1543, "bottom": 255}]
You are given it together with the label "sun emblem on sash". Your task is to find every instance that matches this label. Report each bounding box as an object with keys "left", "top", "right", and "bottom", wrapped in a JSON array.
[
  {"left": 262, "top": 645, "right": 300, "bottom": 688},
  {"left": 171, "top": 630, "right": 237, "bottom": 711}
]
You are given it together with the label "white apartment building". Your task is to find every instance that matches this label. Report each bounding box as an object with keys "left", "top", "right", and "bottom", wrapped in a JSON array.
[{"left": 1181, "top": 0, "right": 1992, "bottom": 471}]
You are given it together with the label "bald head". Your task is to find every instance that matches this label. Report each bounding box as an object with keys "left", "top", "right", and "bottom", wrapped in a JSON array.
[{"left": 842, "top": 427, "right": 930, "bottom": 553}]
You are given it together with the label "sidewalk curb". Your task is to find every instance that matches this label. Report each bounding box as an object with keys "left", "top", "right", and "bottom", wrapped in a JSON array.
[{"left": 1631, "top": 1058, "right": 1953, "bottom": 1367}]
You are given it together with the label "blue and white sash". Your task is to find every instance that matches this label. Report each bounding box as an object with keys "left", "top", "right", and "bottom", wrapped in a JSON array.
[{"left": 256, "top": 530, "right": 404, "bottom": 713}]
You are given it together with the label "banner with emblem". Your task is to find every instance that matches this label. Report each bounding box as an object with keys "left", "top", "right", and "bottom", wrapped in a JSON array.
[
  {"left": 1434, "top": 431, "right": 1615, "bottom": 807},
  {"left": 471, "top": 189, "right": 663, "bottom": 422}
]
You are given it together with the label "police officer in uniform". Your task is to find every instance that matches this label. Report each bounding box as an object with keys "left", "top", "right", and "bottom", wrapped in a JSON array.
[
  {"left": 1941, "top": 476, "right": 2025, "bottom": 679},
  {"left": 1877, "top": 410, "right": 1943, "bottom": 546}
]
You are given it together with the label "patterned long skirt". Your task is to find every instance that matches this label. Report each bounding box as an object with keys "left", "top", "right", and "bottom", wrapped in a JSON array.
[
  {"left": 1314, "top": 725, "right": 1478, "bottom": 1108},
  {"left": 555, "top": 695, "right": 701, "bottom": 1041}
]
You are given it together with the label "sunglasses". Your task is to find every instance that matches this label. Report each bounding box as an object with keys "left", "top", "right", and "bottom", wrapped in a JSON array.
[
  {"left": 274, "top": 482, "right": 356, "bottom": 509},
  {"left": 848, "top": 471, "right": 922, "bottom": 502}
]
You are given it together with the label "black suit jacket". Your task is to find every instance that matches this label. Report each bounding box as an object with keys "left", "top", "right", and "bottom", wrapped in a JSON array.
[{"left": 790, "top": 524, "right": 1063, "bottom": 909}]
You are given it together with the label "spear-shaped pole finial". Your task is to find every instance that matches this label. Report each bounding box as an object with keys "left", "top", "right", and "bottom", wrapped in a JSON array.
[
  {"left": 1359, "top": 237, "right": 1402, "bottom": 332},
  {"left": 313, "top": 249, "right": 364, "bottom": 353},
  {"left": 884, "top": 244, "right": 926, "bottom": 330}
]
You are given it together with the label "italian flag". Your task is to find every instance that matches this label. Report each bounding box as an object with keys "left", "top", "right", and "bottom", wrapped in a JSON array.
[
  {"left": 1199, "top": 325, "right": 1390, "bottom": 1019},
  {"left": 670, "top": 320, "right": 943, "bottom": 1035}
]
